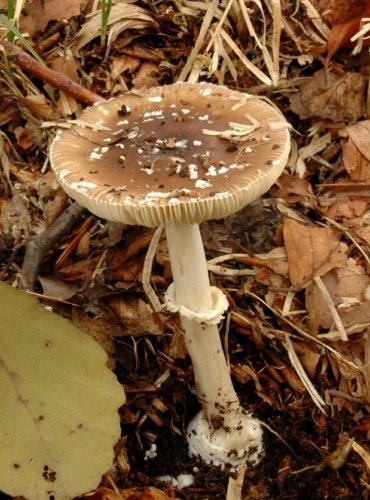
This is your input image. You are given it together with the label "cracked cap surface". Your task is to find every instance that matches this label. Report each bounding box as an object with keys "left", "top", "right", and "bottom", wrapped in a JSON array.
[{"left": 50, "top": 82, "right": 290, "bottom": 227}]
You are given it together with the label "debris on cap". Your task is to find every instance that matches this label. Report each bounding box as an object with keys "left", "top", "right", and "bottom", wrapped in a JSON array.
[{"left": 50, "top": 82, "right": 291, "bottom": 227}]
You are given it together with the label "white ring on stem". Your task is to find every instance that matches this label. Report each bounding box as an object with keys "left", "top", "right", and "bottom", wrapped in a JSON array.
[{"left": 165, "top": 284, "right": 229, "bottom": 325}]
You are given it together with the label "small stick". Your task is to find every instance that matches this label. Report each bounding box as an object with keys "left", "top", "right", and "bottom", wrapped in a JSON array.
[
  {"left": 0, "top": 39, "right": 102, "bottom": 106},
  {"left": 22, "top": 202, "right": 87, "bottom": 290}
]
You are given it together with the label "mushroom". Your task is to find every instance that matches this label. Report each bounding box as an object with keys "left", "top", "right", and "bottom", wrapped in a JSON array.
[{"left": 50, "top": 82, "right": 290, "bottom": 468}]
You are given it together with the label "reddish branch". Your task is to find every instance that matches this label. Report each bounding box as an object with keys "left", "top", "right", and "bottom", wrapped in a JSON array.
[{"left": 0, "top": 39, "right": 102, "bottom": 106}]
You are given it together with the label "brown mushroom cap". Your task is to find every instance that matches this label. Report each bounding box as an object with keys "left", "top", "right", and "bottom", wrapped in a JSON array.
[{"left": 50, "top": 83, "right": 290, "bottom": 227}]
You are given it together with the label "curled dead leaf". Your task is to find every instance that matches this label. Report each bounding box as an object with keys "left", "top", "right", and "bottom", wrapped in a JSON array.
[
  {"left": 289, "top": 70, "right": 366, "bottom": 122},
  {"left": 307, "top": 261, "right": 370, "bottom": 334},
  {"left": 342, "top": 121, "right": 370, "bottom": 182},
  {"left": 283, "top": 218, "right": 347, "bottom": 287},
  {"left": 310, "top": 0, "right": 365, "bottom": 25},
  {"left": 20, "top": 0, "right": 83, "bottom": 37}
]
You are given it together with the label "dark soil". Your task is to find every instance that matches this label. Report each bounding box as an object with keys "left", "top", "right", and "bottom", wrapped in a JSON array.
[{"left": 116, "top": 328, "right": 367, "bottom": 499}]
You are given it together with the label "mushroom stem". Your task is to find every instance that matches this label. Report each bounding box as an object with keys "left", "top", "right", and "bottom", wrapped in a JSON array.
[
  {"left": 165, "top": 223, "right": 263, "bottom": 468},
  {"left": 166, "top": 223, "right": 213, "bottom": 313},
  {"left": 166, "top": 223, "right": 238, "bottom": 417}
]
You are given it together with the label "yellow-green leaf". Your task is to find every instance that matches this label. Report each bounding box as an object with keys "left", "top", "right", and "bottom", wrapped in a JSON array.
[{"left": 0, "top": 282, "right": 124, "bottom": 500}]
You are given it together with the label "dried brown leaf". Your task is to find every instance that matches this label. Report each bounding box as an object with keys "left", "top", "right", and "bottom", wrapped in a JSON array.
[
  {"left": 310, "top": 0, "right": 365, "bottom": 25},
  {"left": 39, "top": 276, "right": 79, "bottom": 301},
  {"left": 132, "top": 62, "right": 159, "bottom": 89},
  {"left": 107, "top": 295, "right": 163, "bottom": 336},
  {"left": 71, "top": 305, "right": 119, "bottom": 361},
  {"left": 267, "top": 350, "right": 306, "bottom": 393},
  {"left": 356, "top": 226, "right": 370, "bottom": 245},
  {"left": 50, "top": 52, "right": 80, "bottom": 115},
  {"left": 289, "top": 69, "right": 366, "bottom": 122},
  {"left": 20, "top": 94, "right": 56, "bottom": 120},
  {"left": 110, "top": 55, "right": 141, "bottom": 80},
  {"left": 58, "top": 256, "right": 100, "bottom": 280},
  {"left": 20, "top": 0, "right": 83, "bottom": 37},
  {"left": 308, "top": 262, "right": 370, "bottom": 333},
  {"left": 0, "top": 193, "right": 32, "bottom": 242},
  {"left": 274, "top": 174, "right": 315, "bottom": 205},
  {"left": 283, "top": 218, "right": 347, "bottom": 287},
  {"left": 342, "top": 121, "right": 370, "bottom": 182}
]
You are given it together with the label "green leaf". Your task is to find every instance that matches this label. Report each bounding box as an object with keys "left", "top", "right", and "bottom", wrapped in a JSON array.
[{"left": 0, "top": 282, "right": 124, "bottom": 500}]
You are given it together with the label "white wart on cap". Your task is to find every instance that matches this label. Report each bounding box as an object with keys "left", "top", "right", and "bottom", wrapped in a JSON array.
[{"left": 50, "top": 83, "right": 290, "bottom": 227}]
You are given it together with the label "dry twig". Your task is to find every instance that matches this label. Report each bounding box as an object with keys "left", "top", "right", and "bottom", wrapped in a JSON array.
[{"left": 22, "top": 202, "right": 87, "bottom": 290}]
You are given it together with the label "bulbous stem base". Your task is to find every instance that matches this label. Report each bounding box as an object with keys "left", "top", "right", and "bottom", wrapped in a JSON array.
[{"left": 187, "top": 410, "right": 263, "bottom": 469}]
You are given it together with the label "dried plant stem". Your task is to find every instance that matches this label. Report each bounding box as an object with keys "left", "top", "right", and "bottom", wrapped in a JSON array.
[{"left": 226, "top": 466, "right": 245, "bottom": 500}]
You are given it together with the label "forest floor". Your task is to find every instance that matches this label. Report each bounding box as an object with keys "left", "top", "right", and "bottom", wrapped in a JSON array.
[{"left": 1, "top": 1, "right": 370, "bottom": 499}]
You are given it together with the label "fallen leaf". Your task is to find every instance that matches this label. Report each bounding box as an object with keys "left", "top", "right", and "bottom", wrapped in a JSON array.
[
  {"left": 289, "top": 69, "right": 366, "bottom": 122},
  {"left": 72, "top": 304, "right": 120, "bottom": 364},
  {"left": 110, "top": 55, "right": 141, "bottom": 80},
  {"left": 319, "top": 179, "right": 370, "bottom": 220},
  {"left": 20, "top": 0, "right": 83, "bottom": 37},
  {"left": 0, "top": 282, "right": 123, "bottom": 500},
  {"left": 58, "top": 256, "right": 100, "bottom": 280},
  {"left": 307, "top": 260, "right": 370, "bottom": 332},
  {"left": 39, "top": 275, "right": 80, "bottom": 300},
  {"left": 255, "top": 247, "right": 289, "bottom": 276},
  {"left": 310, "top": 0, "right": 365, "bottom": 25},
  {"left": 108, "top": 255, "right": 144, "bottom": 282},
  {"left": 283, "top": 218, "right": 347, "bottom": 287},
  {"left": 109, "top": 228, "right": 155, "bottom": 268},
  {"left": 13, "top": 125, "right": 37, "bottom": 150},
  {"left": 326, "top": 2, "right": 370, "bottom": 59},
  {"left": 352, "top": 441, "right": 370, "bottom": 474},
  {"left": 356, "top": 225, "right": 370, "bottom": 244},
  {"left": 20, "top": 94, "right": 56, "bottom": 120},
  {"left": 273, "top": 174, "right": 316, "bottom": 205},
  {"left": 132, "top": 62, "right": 159, "bottom": 89},
  {"left": 298, "top": 349, "right": 321, "bottom": 379},
  {"left": 342, "top": 121, "right": 370, "bottom": 181},
  {"left": 365, "top": 334, "right": 370, "bottom": 404},
  {"left": 107, "top": 295, "right": 163, "bottom": 336},
  {"left": 332, "top": 338, "right": 368, "bottom": 404},
  {"left": 0, "top": 193, "right": 32, "bottom": 242},
  {"left": 324, "top": 198, "right": 368, "bottom": 220},
  {"left": 36, "top": 171, "right": 68, "bottom": 225}
]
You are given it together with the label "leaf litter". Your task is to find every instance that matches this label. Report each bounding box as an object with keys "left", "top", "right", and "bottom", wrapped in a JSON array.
[{"left": 0, "top": 0, "right": 370, "bottom": 499}]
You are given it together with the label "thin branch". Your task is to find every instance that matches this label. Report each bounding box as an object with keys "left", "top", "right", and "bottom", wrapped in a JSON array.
[{"left": 22, "top": 202, "right": 87, "bottom": 290}]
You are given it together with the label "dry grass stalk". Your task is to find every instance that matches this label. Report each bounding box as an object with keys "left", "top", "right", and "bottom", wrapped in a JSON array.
[
  {"left": 226, "top": 466, "right": 245, "bottom": 500},
  {"left": 221, "top": 28, "right": 272, "bottom": 84},
  {"left": 179, "top": 0, "right": 282, "bottom": 85},
  {"left": 299, "top": 0, "right": 330, "bottom": 39},
  {"left": 284, "top": 333, "right": 327, "bottom": 412},
  {"left": 313, "top": 276, "right": 348, "bottom": 342},
  {"left": 142, "top": 226, "right": 164, "bottom": 313},
  {"left": 244, "top": 290, "right": 362, "bottom": 371},
  {"left": 178, "top": 0, "right": 219, "bottom": 82}
]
